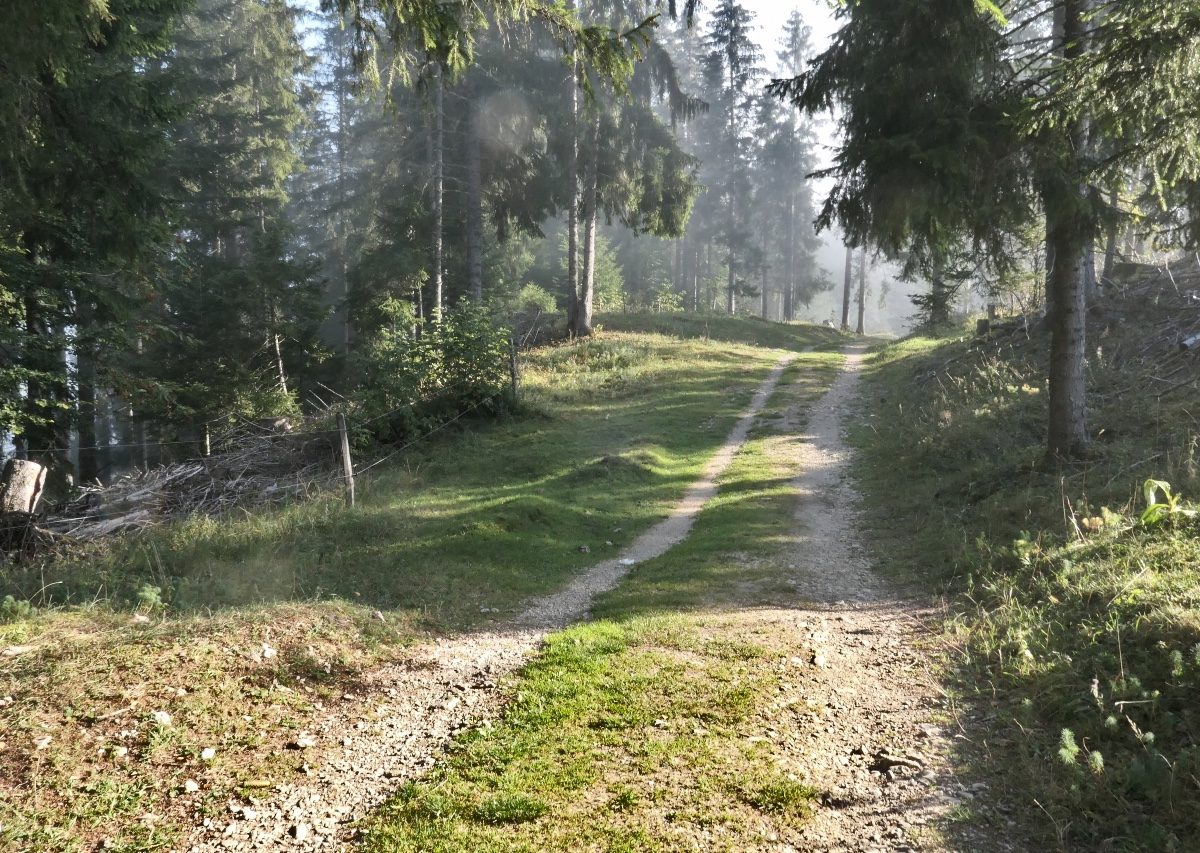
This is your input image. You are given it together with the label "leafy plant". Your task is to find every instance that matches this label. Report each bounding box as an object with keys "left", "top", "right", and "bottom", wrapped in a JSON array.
[
  {"left": 0, "top": 595, "right": 37, "bottom": 622},
  {"left": 1140, "top": 479, "right": 1198, "bottom": 528}
]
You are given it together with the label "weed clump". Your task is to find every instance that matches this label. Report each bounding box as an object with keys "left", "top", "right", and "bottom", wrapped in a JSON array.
[{"left": 740, "top": 775, "right": 818, "bottom": 817}]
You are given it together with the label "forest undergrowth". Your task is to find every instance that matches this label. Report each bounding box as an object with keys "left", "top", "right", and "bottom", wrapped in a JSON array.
[
  {"left": 0, "top": 315, "right": 838, "bottom": 852},
  {"left": 851, "top": 280, "right": 1200, "bottom": 851}
]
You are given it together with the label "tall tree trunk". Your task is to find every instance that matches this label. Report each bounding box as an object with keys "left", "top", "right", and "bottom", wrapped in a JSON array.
[
  {"left": 566, "top": 56, "right": 580, "bottom": 333},
  {"left": 431, "top": 59, "right": 445, "bottom": 321},
  {"left": 575, "top": 105, "right": 600, "bottom": 337},
  {"left": 1044, "top": 3, "right": 1067, "bottom": 322},
  {"left": 726, "top": 194, "right": 736, "bottom": 314},
  {"left": 689, "top": 242, "right": 699, "bottom": 312},
  {"left": 273, "top": 333, "right": 288, "bottom": 396},
  {"left": 466, "top": 81, "right": 484, "bottom": 304},
  {"left": 334, "top": 31, "right": 351, "bottom": 357},
  {"left": 855, "top": 247, "right": 867, "bottom": 335},
  {"left": 673, "top": 238, "right": 684, "bottom": 300},
  {"left": 1046, "top": 211, "right": 1089, "bottom": 459},
  {"left": 840, "top": 244, "right": 853, "bottom": 330},
  {"left": 96, "top": 390, "right": 115, "bottom": 481},
  {"left": 760, "top": 226, "right": 769, "bottom": 319},
  {"left": 700, "top": 242, "right": 710, "bottom": 311},
  {"left": 1045, "top": 0, "right": 1091, "bottom": 461},
  {"left": 783, "top": 194, "right": 796, "bottom": 322},
  {"left": 929, "top": 262, "right": 952, "bottom": 326},
  {"left": 75, "top": 334, "right": 99, "bottom": 485}
]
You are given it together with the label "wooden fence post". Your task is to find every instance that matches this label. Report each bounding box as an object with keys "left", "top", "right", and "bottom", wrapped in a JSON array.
[{"left": 337, "top": 413, "right": 355, "bottom": 508}]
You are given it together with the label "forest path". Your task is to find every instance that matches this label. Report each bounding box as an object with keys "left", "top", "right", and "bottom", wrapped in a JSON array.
[
  {"left": 184, "top": 348, "right": 1009, "bottom": 853},
  {"left": 748, "top": 346, "right": 971, "bottom": 852},
  {"left": 184, "top": 355, "right": 798, "bottom": 852}
]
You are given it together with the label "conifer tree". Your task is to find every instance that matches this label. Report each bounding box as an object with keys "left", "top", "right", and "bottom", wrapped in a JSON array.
[
  {"left": 0, "top": 0, "right": 189, "bottom": 479},
  {"left": 698, "top": 0, "right": 763, "bottom": 314},
  {"left": 774, "top": 0, "right": 1200, "bottom": 459},
  {"left": 143, "top": 0, "right": 321, "bottom": 428}
]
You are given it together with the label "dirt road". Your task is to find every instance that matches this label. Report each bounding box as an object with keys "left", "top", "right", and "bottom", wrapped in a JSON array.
[{"left": 185, "top": 349, "right": 1001, "bottom": 852}]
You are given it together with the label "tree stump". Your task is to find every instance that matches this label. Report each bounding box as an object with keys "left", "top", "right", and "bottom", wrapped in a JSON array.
[{"left": 0, "top": 459, "right": 48, "bottom": 514}]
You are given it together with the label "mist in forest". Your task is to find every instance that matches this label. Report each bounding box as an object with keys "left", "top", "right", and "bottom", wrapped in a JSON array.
[{"left": 3, "top": 0, "right": 928, "bottom": 482}]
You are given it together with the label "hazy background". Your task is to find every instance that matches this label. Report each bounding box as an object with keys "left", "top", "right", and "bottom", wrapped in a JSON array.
[{"left": 730, "top": 0, "right": 919, "bottom": 334}]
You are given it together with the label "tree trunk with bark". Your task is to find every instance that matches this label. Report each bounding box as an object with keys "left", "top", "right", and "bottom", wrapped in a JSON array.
[
  {"left": 566, "top": 56, "right": 580, "bottom": 333},
  {"left": 691, "top": 243, "right": 700, "bottom": 312},
  {"left": 431, "top": 59, "right": 445, "bottom": 321},
  {"left": 1045, "top": 0, "right": 1091, "bottom": 461},
  {"left": 574, "top": 105, "right": 601, "bottom": 337},
  {"left": 760, "top": 228, "right": 769, "bottom": 320},
  {"left": 726, "top": 196, "right": 736, "bottom": 315},
  {"left": 0, "top": 459, "right": 47, "bottom": 513},
  {"left": 783, "top": 194, "right": 796, "bottom": 322},
  {"left": 466, "top": 80, "right": 484, "bottom": 304},
  {"left": 840, "top": 244, "right": 853, "bottom": 330},
  {"left": 76, "top": 335, "right": 99, "bottom": 485},
  {"left": 855, "top": 247, "right": 867, "bottom": 335}
]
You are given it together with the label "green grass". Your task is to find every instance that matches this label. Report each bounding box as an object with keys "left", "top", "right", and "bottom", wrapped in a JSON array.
[
  {"left": 0, "top": 315, "right": 835, "bottom": 852},
  {"left": 9, "top": 321, "right": 837, "bottom": 628},
  {"left": 849, "top": 326, "right": 1200, "bottom": 851},
  {"left": 362, "top": 352, "right": 840, "bottom": 852},
  {"left": 597, "top": 311, "right": 846, "bottom": 352}
]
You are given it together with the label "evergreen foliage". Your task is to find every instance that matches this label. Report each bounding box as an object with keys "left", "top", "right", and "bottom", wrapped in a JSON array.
[{"left": 771, "top": 0, "right": 1200, "bottom": 459}]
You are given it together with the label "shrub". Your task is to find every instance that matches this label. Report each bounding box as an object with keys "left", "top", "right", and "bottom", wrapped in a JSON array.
[{"left": 354, "top": 300, "right": 511, "bottom": 444}]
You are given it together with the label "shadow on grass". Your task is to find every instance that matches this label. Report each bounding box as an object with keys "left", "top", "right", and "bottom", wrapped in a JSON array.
[{"left": 848, "top": 330, "right": 1200, "bottom": 850}]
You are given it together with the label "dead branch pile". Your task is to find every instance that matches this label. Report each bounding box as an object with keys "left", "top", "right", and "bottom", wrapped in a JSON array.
[{"left": 43, "top": 422, "right": 342, "bottom": 540}]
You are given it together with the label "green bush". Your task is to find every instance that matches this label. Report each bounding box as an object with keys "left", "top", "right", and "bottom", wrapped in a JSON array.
[{"left": 354, "top": 300, "right": 511, "bottom": 444}]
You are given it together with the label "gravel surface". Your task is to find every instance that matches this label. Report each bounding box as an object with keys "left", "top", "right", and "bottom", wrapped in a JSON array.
[
  {"left": 763, "top": 346, "right": 1014, "bottom": 852},
  {"left": 181, "top": 356, "right": 796, "bottom": 852}
]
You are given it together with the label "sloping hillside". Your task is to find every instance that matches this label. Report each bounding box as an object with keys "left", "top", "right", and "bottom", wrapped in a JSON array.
[{"left": 852, "top": 262, "right": 1200, "bottom": 850}]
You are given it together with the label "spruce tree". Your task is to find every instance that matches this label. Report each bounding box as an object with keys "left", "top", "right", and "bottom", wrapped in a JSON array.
[
  {"left": 698, "top": 0, "right": 763, "bottom": 315},
  {"left": 0, "top": 0, "right": 189, "bottom": 480},
  {"left": 144, "top": 0, "right": 321, "bottom": 429}
]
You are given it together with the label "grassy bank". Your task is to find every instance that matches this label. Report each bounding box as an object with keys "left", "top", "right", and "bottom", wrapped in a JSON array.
[
  {"left": 363, "top": 352, "right": 844, "bottom": 852},
  {"left": 0, "top": 315, "right": 839, "bottom": 852},
  {"left": 850, "top": 323, "right": 1200, "bottom": 850}
]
